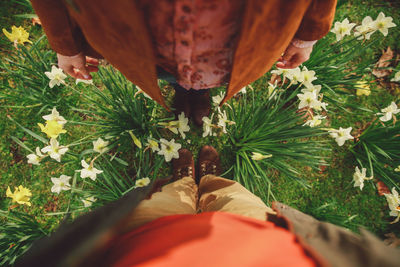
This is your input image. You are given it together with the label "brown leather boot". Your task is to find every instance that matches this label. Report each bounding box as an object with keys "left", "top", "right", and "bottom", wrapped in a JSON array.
[
  {"left": 197, "top": 145, "right": 221, "bottom": 184},
  {"left": 190, "top": 89, "right": 211, "bottom": 127},
  {"left": 172, "top": 149, "right": 195, "bottom": 181},
  {"left": 173, "top": 88, "right": 191, "bottom": 119}
]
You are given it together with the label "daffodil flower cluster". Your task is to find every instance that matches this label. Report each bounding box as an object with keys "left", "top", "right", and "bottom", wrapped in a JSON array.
[
  {"left": 331, "top": 13, "right": 396, "bottom": 42},
  {"left": 272, "top": 66, "right": 328, "bottom": 128}
]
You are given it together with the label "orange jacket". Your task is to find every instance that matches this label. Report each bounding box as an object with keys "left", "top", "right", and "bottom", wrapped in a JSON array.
[{"left": 31, "top": 0, "right": 336, "bottom": 109}]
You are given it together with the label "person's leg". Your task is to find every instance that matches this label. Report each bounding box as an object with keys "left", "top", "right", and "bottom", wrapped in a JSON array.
[
  {"left": 123, "top": 149, "right": 197, "bottom": 230},
  {"left": 189, "top": 89, "right": 211, "bottom": 126},
  {"left": 198, "top": 175, "right": 276, "bottom": 221},
  {"left": 196, "top": 145, "right": 275, "bottom": 221}
]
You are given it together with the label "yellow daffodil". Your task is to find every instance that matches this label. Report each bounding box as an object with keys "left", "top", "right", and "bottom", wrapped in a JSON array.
[
  {"left": 355, "top": 81, "right": 371, "bottom": 96},
  {"left": 38, "top": 120, "right": 67, "bottom": 138},
  {"left": 129, "top": 131, "right": 142, "bottom": 149},
  {"left": 6, "top": 185, "right": 32, "bottom": 206},
  {"left": 134, "top": 177, "right": 151, "bottom": 188},
  {"left": 2, "top": 26, "right": 32, "bottom": 46}
]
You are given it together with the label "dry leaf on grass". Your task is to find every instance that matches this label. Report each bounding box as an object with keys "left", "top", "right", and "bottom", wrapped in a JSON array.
[
  {"left": 377, "top": 180, "right": 390, "bottom": 196},
  {"left": 372, "top": 47, "right": 394, "bottom": 78},
  {"left": 32, "top": 17, "right": 41, "bottom": 26}
]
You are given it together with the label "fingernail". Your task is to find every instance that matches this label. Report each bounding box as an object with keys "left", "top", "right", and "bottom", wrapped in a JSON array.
[
  {"left": 282, "top": 60, "right": 288, "bottom": 65},
  {"left": 84, "top": 75, "right": 90, "bottom": 79}
]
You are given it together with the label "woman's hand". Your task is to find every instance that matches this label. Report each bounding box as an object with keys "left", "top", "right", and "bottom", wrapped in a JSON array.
[
  {"left": 276, "top": 41, "right": 315, "bottom": 69},
  {"left": 57, "top": 52, "right": 99, "bottom": 79}
]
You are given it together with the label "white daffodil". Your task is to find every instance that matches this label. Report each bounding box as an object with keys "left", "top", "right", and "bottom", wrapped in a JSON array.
[
  {"left": 251, "top": 152, "right": 272, "bottom": 161},
  {"left": 303, "top": 115, "right": 326, "bottom": 127},
  {"left": 297, "top": 91, "right": 319, "bottom": 109},
  {"left": 202, "top": 116, "right": 215, "bottom": 137},
  {"left": 271, "top": 68, "right": 291, "bottom": 78},
  {"left": 51, "top": 175, "right": 71, "bottom": 194},
  {"left": 76, "top": 79, "right": 94, "bottom": 85},
  {"left": 329, "top": 127, "right": 354, "bottom": 146},
  {"left": 45, "top": 66, "right": 67, "bottom": 88},
  {"left": 354, "top": 16, "right": 375, "bottom": 40},
  {"left": 384, "top": 188, "right": 400, "bottom": 224},
  {"left": 41, "top": 138, "right": 68, "bottom": 162},
  {"left": 373, "top": 12, "right": 396, "bottom": 37},
  {"left": 331, "top": 18, "right": 356, "bottom": 41},
  {"left": 377, "top": 102, "right": 400, "bottom": 122},
  {"left": 157, "top": 138, "right": 181, "bottom": 162},
  {"left": 135, "top": 177, "right": 151, "bottom": 188},
  {"left": 217, "top": 109, "right": 234, "bottom": 134},
  {"left": 27, "top": 147, "right": 45, "bottom": 165},
  {"left": 301, "top": 84, "right": 322, "bottom": 95},
  {"left": 82, "top": 196, "right": 96, "bottom": 208},
  {"left": 300, "top": 66, "right": 317, "bottom": 88},
  {"left": 395, "top": 165, "right": 400, "bottom": 172},
  {"left": 177, "top": 112, "right": 190, "bottom": 139},
  {"left": 212, "top": 92, "right": 225, "bottom": 107},
  {"left": 238, "top": 86, "right": 247, "bottom": 94},
  {"left": 353, "top": 166, "right": 373, "bottom": 190},
  {"left": 80, "top": 160, "right": 103, "bottom": 181},
  {"left": 285, "top": 67, "right": 303, "bottom": 84},
  {"left": 146, "top": 138, "right": 159, "bottom": 152},
  {"left": 391, "top": 71, "right": 400, "bottom": 83},
  {"left": 42, "top": 107, "right": 67, "bottom": 125},
  {"left": 93, "top": 137, "right": 109, "bottom": 153}
]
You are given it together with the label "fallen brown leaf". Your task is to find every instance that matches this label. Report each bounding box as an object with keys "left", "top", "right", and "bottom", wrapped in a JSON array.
[
  {"left": 377, "top": 180, "right": 390, "bottom": 196},
  {"left": 32, "top": 17, "right": 41, "bottom": 26},
  {"left": 372, "top": 47, "right": 394, "bottom": 78}
]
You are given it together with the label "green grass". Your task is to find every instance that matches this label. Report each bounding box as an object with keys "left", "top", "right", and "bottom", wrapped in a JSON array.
[{"left": 0, "top": 1, "right": 399, "bottom": 263}]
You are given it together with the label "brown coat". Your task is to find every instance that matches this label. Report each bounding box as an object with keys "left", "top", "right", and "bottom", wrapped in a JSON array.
[{"left": 31, "top": 0, "right": 337, "bottom": 109}]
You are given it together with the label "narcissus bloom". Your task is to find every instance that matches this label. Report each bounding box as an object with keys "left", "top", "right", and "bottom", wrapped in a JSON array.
[
  {"left": 303, "top": 115, "right": 326, "bottom": 127},
  {"left": 300, "top": 66, "right": 317, "bottom": 88},
  {"left": 129, "top": 131, "right": 142, "bottom": 149},
  {"left": 395, "top": 165, "right": 400, "bottom": 172},
  {"left": 217, "top": 109, "right": 234, "bottom": 134},
  {"left": 297, "top": 91, "right": 327, "bottom": 111},
  {"left": 80, "top": 160, "right": 103, "bottom": 181},
  {"left": 384, "top": 188, "right": 400, "bottom": 224},
  {"left": 353, "top": 166, "right": 373, "bottom": 190},
  {"left": 285, "top": 67, "right": 303, "bottom": 84},
  {"left": 82, "top": 196, "right": 96, "bottom": 208},
  {"left": 45, "top": 66, "right": 67, "bottom": 88},
  {"left": 42, "top": 107, "right": 67, "bottom": 125},
  {"left": 135, "top": 177, "right": 151, "bottom": 188},
  {"left": 2, "top": 25, "right": 32, "bottom": 46},
  {"left": 391, "top": 71, "right": 400, "bottom": 83},
  {"left": 6, "top": 185, "right": 32, "bottom": 206},
  {"left": 329, "top": 127, "right": 354, "bottom": 146},
  {"left": 251, "top": 152, "right": 272, "bottom": 161},
  {"left": 354, "top": 16, "right": 375, "bottom": 40},
  {"left": 212, "top": 92, "right": 225, "bottom": 106},
  {"left": 41, "top": 138, "right": 68, "bottom": 162},
  {"left": 93, "top": 137, "right": 109, "bottom": 153},
  {"left": 377, "top": 102, "right": 399, "bottom": 122},
  {"left": 38, "top": 120, "right": 67, "bottom": 138},
  {"left": 355, "top": 81, "right": 371, "bottom": 96},
  {"left": 331, "top": 18, "right": 356, "bottom": 41},
  {"left": 202, "top": 116, "right": 215, "bottom": 137},
  {"left": 27, "top": 147, "right": 45, "bottom": 165},
  {"left": 157, "top": 138, "right": 181, "bottom": 162},
  {"left": 177, "top": 112, "right": 190, "bottom": 139},
  {"left": 301, "top": 84, "right": 322, "bottom": 95},
  {"left": 373, "top": 12, "right": 396, "bottom": 37},
  {"left": 51, "top": 175, "right": 71, "bottom": 194},
  {"left": 146, "top": 138, "right": 159, "bottom": 152}
]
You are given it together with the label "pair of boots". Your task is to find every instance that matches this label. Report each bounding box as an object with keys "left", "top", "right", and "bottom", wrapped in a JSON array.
[
  {"left": 172, "top": 146, "right": 221, "bottom": 184},
  {"left": 173, "top": 88, "right": 211, "bottom": 126}
]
